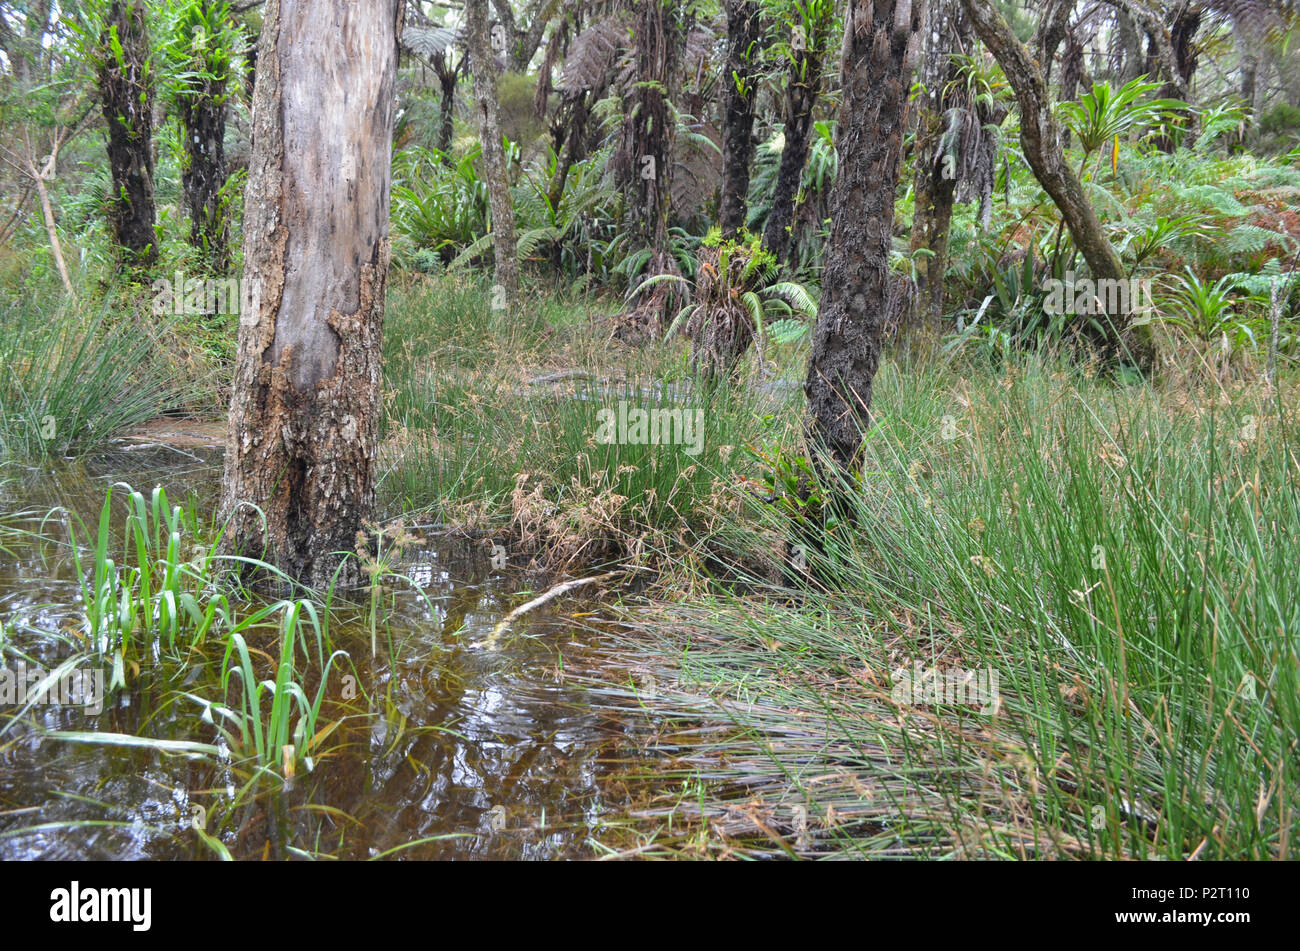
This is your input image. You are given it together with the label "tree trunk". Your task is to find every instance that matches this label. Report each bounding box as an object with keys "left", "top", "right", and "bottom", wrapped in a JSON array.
[
  {"left": 99, "top": 0, "right": 157, "bottom": 272},
  {"left": 959, "top": 0, "right": 1154, "bottom": 368},
  {"left": 718, "top": 0, "right": 762, "bottom": 238},
  {"left": 467, "top": 0, "right": 519, "bottom": 307},
  {"left": 179, "top": 2, "right": 230, "bottom": 273},
  {"left": 761, "top": 17, "right": 825, "bottom": 263},
  {"left": 908, "top": 0, "right": 970, "bottom": 332},
  {"left": 30, "top": 147, "right": 74, "bottom": 297},
  {"left": 1114, "top": 8, "right": 1144, "bottom": 83},
  {"left": 619, "top": 0, "right": 680, "bottom": 251},
  {"left": 547, "top": 90, "right": 589, "bottom": 213},
  {"left": 434, "top": 51, "right": 459, "bottom": 158},
  {"left": 804, "top": 0, "right": 925, "bottom": 474},
  {"left": 220, "top": 0, "right": 400, "bottom": 590},
  {"left": 1156, "top": 7, "right": 1201, "bottom": 152}
]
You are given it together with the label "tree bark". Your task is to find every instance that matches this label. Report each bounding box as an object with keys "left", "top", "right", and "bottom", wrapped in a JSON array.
[
  {"left": 178, "top": 1, "right": 231, "bottom": 273},
  {"left": 718, "top": 0, "right": 762, "bottom": 238},
  {"left": 99, "top": 0, "right": 158, "bottom": 272},
  {"left": 547, "top": 89, "right": 589, "bottom": 212},
  {"left": 959, "top": 0, "right": 1154, "bottom": 368},
  {"left": 804, "top": 0, "right": 925, "bottom": 473},
  {"left": 761, "top": 12, "right": 827, "bottom": 263},
  {"left": 220, "top": 0, "right": 400, "bottom": 590},
  {"left": 619, "top": 0, "right": 680, "bottom": 251},
  {"left": 434, "top": 51, "right": 461, "bottom": 158},
  {"left": 467, "top": 0, "right": 520, "bottom": 306},
  {"left": 908, "top": 0, "right": 970, "bottom": 332}
]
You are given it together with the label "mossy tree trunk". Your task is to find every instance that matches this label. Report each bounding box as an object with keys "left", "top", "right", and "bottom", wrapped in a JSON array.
[
  {"left": 719, "top": 0, "right": 762, "bottom": 238},
  {"left": 908, "top": 0, "right": 971, "bottom": 334},
  {"left": 99, "top": 0, "right": 158, "bottom": 272}
]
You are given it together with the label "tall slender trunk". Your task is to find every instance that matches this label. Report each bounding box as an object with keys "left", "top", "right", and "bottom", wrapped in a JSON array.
[
  {"left": 30, "top": 149, "right": 74, "bottom": 296},
  {"left": 762, "top": 24, "right": 824, "bottom": 263},
  {"left": 620, "top": 0, "right": 680, "bottom": 251},
  {"left": 909, "top": 0, "right": 970, "bottom": 332},
  {"left": 547, "top": 90, "right": 589, "bottom": 212},
  {"left": 719, "top": 0, "right": 762, "bottom": 238},
  {"left": 804, "top": 0, "right": 925, "bottom": 474},
  {"left": 435, "top": 52, "right": 459, "bottom": 158},
  {"left": 179, "top": 2, "right": 230, "bottom": 273},
  {"left": 466, "top": 0, "right": 519, "bottom": 306},
  {"left": 220, "top": 0, "right": 400, "bottom": 589},
  {"left": 99, "top": 0, "right": 158, "bottom": 272}
]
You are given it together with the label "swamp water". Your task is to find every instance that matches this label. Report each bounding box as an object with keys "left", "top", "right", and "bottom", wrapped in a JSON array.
[{"left": 0, "top": 441, "right": 762, "bottom": 860}]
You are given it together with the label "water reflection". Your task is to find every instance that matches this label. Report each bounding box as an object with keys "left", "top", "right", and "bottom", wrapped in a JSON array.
[{"left": 0, "top": 443, "right": 688, "bottom": 860}]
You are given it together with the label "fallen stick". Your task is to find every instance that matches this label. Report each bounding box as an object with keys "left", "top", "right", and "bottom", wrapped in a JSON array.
[{"left": 472, "top": 569, "right": 628, "bottom": 650}]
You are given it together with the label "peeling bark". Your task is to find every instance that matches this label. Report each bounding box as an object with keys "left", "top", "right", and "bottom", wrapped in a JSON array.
[{"left": 220, "top": 0, "right": 401, "bottom": 590}]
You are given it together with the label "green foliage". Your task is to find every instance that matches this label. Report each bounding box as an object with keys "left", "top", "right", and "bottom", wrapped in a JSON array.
[
  {"left": 155, "top": 0, "right": 246, "bottom": 111},
  {"left": 0, "top": 296, "right": 178, "bottom": 457},
  {"left": 710, "top": 355, "right": 1300, "bottom": 858},
  {"left": 391, "top": 146, "right": 489, "bottom": 265},
  {"left": 1058, "top": 77, "right": 1187, "bottom": 178}
]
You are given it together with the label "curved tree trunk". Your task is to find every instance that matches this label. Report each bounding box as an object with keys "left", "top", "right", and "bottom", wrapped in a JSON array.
[
  {"left": 805, "top": 0, "right": 925, "bottom": 474},
  {"left": 467, "top": 0, "right": 519, "bottom": 307},
  {"left": 99, "top": 0, "right": 157, "bottom": 272},
  {"left": 718, "top": 0, "right": 762, "bottom": 238},
  {"left": 761, "top": 25, "right": 824, "bottom": 263},
  {"left": 220, "top": 0, "right": 400, "bottom": 589},
  {"left": 960, "top": 0, "right": 1154, "bottom": 368}
]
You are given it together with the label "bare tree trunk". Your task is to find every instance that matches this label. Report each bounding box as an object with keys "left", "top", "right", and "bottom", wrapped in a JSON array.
[
  {"left": 761, "top": 11, "right": 827, "bottom": 263},
  {"left": 467, "top": 0, "right": 519, "bottom": 307},
  {"left": 220, "top": 0, "right": 400, "bottom": 590},
  {"left": 804, "top": 0, "right": 926, "bottom": 474},
  {"left": 27, "top": 137, "right": 74, "bottom": 297},
  {"left": 960, "top": 0, "right": 1154, "bottom": 368},
  {"left": 99, "top": 0, "right": 158, "bottom": 272},
  {"left": 718, "top": 0, "right": 762, "bottom": 238}
]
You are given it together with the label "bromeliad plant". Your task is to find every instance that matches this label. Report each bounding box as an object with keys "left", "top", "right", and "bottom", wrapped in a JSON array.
[{"left": 1058, "top": 77, "right": 1187, "bottom": 181}]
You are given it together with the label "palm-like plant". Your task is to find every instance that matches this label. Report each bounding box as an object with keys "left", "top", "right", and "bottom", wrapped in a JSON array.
[
  {"left": 1159, "top": 266, "right": 1261, "bottom": 354},
  {"left": 1059, "top": 77, "right": 1187, "bottom": 180}
]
